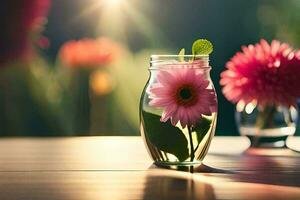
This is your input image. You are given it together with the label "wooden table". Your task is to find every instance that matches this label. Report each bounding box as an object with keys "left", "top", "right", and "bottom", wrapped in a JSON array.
[{"left": 0, "top": 136, "right": 299, "bottom": 200}]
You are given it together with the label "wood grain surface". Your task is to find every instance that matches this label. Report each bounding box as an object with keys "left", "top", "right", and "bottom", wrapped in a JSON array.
[{"left": 0, "top": 136, "right": 299, "bottom": 200}]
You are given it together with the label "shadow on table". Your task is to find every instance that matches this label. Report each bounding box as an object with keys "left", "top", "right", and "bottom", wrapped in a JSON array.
[
  {"left": 150, "top": 147, "right": 300, "bottom": 187},
  {"left": 149, "top": 163, "right": 234, "bottom": 174},
  {"left": 232, "top": 147, "right": 300, "bottom": 187},
  {"left": 142, "top": 172, "right": 216, "bottom": 200}
]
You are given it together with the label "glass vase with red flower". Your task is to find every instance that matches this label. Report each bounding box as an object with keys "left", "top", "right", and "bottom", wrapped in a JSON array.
[
  {"left": 220, "top": 39, "right": 300, "bottom": 148},
  {"left": 140, "top": 55, "right": 218, "bottom": 167}
]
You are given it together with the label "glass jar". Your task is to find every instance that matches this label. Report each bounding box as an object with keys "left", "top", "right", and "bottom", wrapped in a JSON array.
[
  {"left": 235, "top": 102, "right": 299, "bottom": 148},
  {"left": 139, "top": 55, "right": 218, "bottom": 167}
]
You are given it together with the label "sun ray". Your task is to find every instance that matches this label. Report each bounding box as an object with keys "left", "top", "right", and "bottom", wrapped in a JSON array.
[{"left": 122, "top": 2, "right": 167, "bottom": 47}]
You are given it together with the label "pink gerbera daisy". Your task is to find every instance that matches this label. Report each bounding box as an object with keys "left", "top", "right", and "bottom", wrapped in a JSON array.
[
  {"left": 220, "top": 39, "right": 300, "bottom": 107},
  {"left": 148, "top": 68, "right": 217, "bottom": 128}
]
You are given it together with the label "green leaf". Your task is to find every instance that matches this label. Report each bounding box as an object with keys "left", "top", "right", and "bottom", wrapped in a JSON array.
[
  {"left": 178, "top": 48, "right": 185, "bottom": 62},
  {"left": 142, "top": 111, "right": 189, "bottom": 161},
  {"left": 193, "top": 117, "right": 212, "bottom": 143},
  {"left": 192, "top": 39, "right": 213, "bottom": 55}
]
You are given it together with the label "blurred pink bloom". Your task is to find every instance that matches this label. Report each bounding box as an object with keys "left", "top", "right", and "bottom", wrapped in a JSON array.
[
  {"left": 0, "top": 0, "right": 51, "bottom": 64},
  {"left": 148, "top": 68, "right": 217, "bottom": 128},
  {"left": 220, "top": 39, "right": 300, "bottom": 107},
  {"left": 59, "top": 37, "right": 121, "bottom": 68}
]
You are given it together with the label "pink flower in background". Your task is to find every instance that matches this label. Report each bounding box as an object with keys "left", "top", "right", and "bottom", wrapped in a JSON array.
[
  {"left": 59, "top": 37, "right": 121, "bottom": 68},
  {"left": 148, "top": 69, "right": 217, "bottom": 128},
  {"left": 0, "top": 0, "right": 51, "bottom": 64},
  {"left": 220, "top": 40, "right": 300, "bottom": 107}
]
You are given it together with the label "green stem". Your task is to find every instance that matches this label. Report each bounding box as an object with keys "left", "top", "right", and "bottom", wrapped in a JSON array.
[
  {"left": 256, "top": 105, "right": 276, "bottom": 129},
  {"left": 194, "top": 143, "right": 200, "bottom": 153},
  {"left": 188, "top": 126, "right": 195, "bottom": 162}
]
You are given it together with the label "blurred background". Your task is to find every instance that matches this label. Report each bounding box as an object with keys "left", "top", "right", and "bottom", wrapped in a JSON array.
[{"left": 0, "top": 0, "right": 299, "bottom": 136}]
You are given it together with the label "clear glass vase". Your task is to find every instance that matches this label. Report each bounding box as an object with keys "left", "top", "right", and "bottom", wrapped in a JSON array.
[
  {"left": 139, "top": 55, "right": 218, "bottom": 167},
  {"left": 236, "top": 103, "right": 298, "bottom": 148}
]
